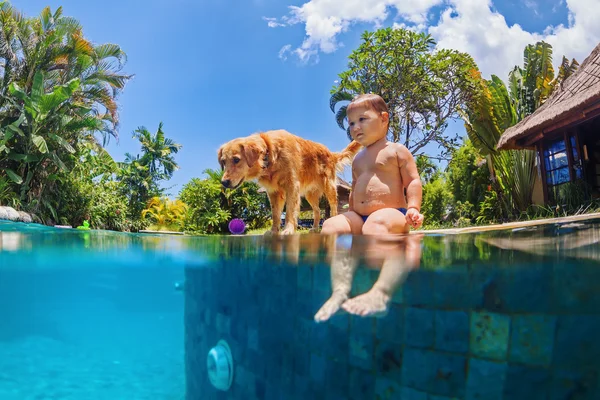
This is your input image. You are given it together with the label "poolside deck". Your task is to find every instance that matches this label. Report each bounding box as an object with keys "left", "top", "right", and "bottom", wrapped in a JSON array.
[{"left": 422, "top": 212, "right": 600, "bottom": 234}]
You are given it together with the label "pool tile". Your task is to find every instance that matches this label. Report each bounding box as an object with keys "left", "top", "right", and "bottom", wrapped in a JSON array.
[
  {"left": 435, "top": 310, "right": 469, "bottom": 354},
  {"left": 551, "top": 368, "right": 600, "bottom": 400},
  {"left": 376, "top": 303, "right": 404, "bottom": 343},
  {"left": 427, "top": 351, "right": 467, "bottom": 397},
  {"left": 400, "top": 387, "right": 428, "bottom": 399},
  {"left": 374, "top": 340, "right": 402, "bottom": 378},
  {"left": 504, "top": 364, "right": 550, "bottom": 399},
  {"left": 401, "top": 347, "right": 430, "bottom": 390},
  {"left": 466, "top": 358, "right": 507, "bottom": 400},
  {"left": 309, "top": 353, "right": 326, "bottom": 384},
  {"left": 553, "top": 262, "right": 600, "bottom": 313},
  {"left": 432, "top": 265, "right": 473, "bottom": 309},
  {"left": 349, "top": 330, "right": 374, "bottom": 370},
  {"left": 509, "top": 315, "right": 556, "bottom": 366},
  {"left": 553, "top": 315, "right": 600, "bottom": 369},
  {"left": 470, "top": 311, "right": 510, "bottom": 361},
  {"left": 404, "top": 307, "right": 434, "bottom": 348},
  {"left": 374, "top": 376, "right": 403, "bottom": 400},
  {"left": 403, "top": 270, "right": 435, "bottom": 307},
  {"left": 348, "top": 368, "right": 376, "bottom": 400}
]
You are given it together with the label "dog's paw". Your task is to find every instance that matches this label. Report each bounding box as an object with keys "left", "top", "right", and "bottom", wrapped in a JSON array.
[{"left": 280, "top": 226, "right": 296, "bottom": 235}]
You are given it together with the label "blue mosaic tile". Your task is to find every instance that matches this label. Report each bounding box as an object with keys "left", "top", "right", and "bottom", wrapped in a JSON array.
[
  {"left": 294, "top": 373, "right": 311, "bottom": 398},
  {"left": 470, "top": 311, "right": 510, "bottom": 361},
  {"left": 509, "top": 315, "right": 556, "bottom": 366},
  {"left": 504, "top": 364, "right": 550, "bottom": 399},
  {"left": 254, "top": 379, "right": 266, "bottom": 399},
  {"left": 293, "top": 344, "right": 310, "bottom": 376},
  {"left": 432, "top": 266, "right": 475, "bottom": 309},
  {"left": 505, "top": 264, "right": 552, "bottom": 313},
  {"left": 427, "top": 351, "right": 467, "bottom": 397},
  {"left": 469, "top": 268, "right": 509, "bottom": 312},
  {"left": 551, "top": 368, "right": 600, "bottom": 400},
  {"left": 325, "top": 359, "right": 350, "bottom": 396},
  {"left": 349, "top": 331, "right": 375, "bottom": 370},
  {"left": 466, "top": 358, "right": 507, "bottom": 400},
  {"left": 553, "top": 262, "right": 600, "bottom": 313},
  {"left": 309, "top": 353, "right": 327, "bottom": 384},
  {"left": 354, "top": 268, "right": 379, "bottom": 296},
  {"left": 246, "top": 348, "right": 268, "bottom": 378},
  {"left": 400, "top": 387, "right": 428, "bottom": 399},
  {"left": 247, "top": 327, "right": 259, "bottom": 351},
  {"left": 376, "top": 304, "right": 404, "bottom": 343},
  {"left": 375, "top": 340, "right": 402, "bottom": 378},
  {"left": 374, "top": 376, "right": 403, "bottom": 400},
  {"left": 325, "top": 324, "right": 350, "bottom": 363},
  {"left": 435, "top": 310, "right": 469, "bottom": 354},
  {"left": 403, "top": 270, "right": 435, "bottom": 307},
  {"left": 553, "top": 315, "right": 600, "bottom": 369},
  {"left": 234, "top": 365, "right": 257, "bottom": 397},
  {"left": 351, "top": 314, "right": 376, "bottom": 336},
  {"left": 312, "top": 264, "right": 331, "bottom": 293},
  {"left": 349, "top": 368, "right": 376, "bottom": 400},
  {"left": 294, "top": 317, "right": 312, "bottom": 346},
  {"left": 401, "top": 347, "right": 430, "bottom": 391},
  {"left": 329, "top": 312, "right": 350, "bottom": 330},
  {"left": 404, "top": 307, "right": 434, "bottom": 348}
]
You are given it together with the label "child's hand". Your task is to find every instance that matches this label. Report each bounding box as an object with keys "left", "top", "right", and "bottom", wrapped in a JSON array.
[{"left": 406, "top": 207, "right": 424, "bottom": 229}]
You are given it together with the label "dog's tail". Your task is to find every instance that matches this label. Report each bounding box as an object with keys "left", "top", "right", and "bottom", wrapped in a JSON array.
[{"left": 333, "top": 140, "right": 362, "bottom": 172}]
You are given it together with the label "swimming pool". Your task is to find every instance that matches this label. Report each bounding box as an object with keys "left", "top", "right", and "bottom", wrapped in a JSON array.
[{"left": 1, "top": 219, "right": 599, "bottom": 399}]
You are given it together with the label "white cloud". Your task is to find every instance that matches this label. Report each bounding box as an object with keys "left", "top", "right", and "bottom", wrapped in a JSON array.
[
  {"left": 430, "top": 0, "right": 600, "bottom": 81},
  {"left": 268, "top": 0, "right": 600, "bottom": 82},
  {"left": 263, "top": 17, "right": 286, "bottom": 28}
]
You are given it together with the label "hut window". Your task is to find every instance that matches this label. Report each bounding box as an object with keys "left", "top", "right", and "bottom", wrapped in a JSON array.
[{"left": 543, "top": 137, "right": 570, "bottom": 186}]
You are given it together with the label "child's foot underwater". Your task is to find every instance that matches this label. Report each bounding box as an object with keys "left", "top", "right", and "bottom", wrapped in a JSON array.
[
  {"left": 314, "top": 291, "right": 348, "bottom": 323},
  {"left": 341, "top": 288, "right": 390, "bottom": 317}
]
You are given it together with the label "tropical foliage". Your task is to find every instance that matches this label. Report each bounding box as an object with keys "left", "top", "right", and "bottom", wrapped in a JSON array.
[
  {"left": 142, "top": 196, "right": 188, "bottom": 231},
  {"left": 179, "top": 169, "right": 270, "bottom": 234},
  {"left": 461, "top": 41, "right": 579, "bottom": 222},
  {"left": 330, "top": 27, "right": 484, "bottom": 160}
]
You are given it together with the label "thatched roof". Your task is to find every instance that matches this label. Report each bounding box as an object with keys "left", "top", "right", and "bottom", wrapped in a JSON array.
[{"left": 497, "top": 42, "right": 600, "bottom": 150}]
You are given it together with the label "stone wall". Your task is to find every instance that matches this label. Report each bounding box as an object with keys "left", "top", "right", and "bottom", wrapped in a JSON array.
[{"left": 184, "top": 257, "right": 600, "bottom": 399}]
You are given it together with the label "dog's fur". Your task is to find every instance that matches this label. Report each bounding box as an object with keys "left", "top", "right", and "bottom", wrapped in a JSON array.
[{"left": 218, "top": 129, "right": 362, "bottom": 234}]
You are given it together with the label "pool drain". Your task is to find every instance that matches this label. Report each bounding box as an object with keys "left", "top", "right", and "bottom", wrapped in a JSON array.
[{"left": 207, "top": 340, "right": 234, "bottom": 391}]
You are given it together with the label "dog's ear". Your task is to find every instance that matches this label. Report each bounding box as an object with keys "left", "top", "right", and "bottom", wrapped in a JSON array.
[
  {"left": 217, "top": 147, "right": 224, "bottom": 170},
  {"left": 242, "top": 143, "right": 261, "bottom": 167}
]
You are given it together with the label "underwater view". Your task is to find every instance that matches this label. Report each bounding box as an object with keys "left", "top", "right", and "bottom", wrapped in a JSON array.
[{"left": 1, "top": 218, "right": 600, "bottom": 399}]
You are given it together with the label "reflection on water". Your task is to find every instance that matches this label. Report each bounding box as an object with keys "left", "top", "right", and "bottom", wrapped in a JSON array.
[{"left": 2, "top": 218, "right": 600, "bottom": 399}]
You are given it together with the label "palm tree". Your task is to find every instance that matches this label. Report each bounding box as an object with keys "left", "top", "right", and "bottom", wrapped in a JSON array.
[
  {"left": 462, "top": 41, "right": 579, "bottom": 216},
  {"left": 132, "top": 122, "right": 181, "bottom": 180}
]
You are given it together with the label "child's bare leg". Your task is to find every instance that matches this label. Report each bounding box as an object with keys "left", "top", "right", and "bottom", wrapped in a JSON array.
[
  {"left": 314, "top": 247, "right": 358, "bottom": 322},
  {"left": 342, "top": 209, "right": 419, "bottom": 317},
  {"left": 314, "top": 212, "right": 363, "bottom": 322},
  {"left": 342, "top": 252, "right": 410, "bottom": 317}
]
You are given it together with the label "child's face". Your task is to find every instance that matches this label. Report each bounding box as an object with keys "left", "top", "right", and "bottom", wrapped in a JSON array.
[{"left": 347, "top": 106, "right": 389, "bottom": 146}]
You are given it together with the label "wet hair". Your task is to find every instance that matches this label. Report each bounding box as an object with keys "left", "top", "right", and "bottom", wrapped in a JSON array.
[{"left": 346, "top": 93, "right": 389, "bottom": 117}]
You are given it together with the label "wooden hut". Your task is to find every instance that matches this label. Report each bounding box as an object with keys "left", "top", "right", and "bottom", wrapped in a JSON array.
[{"left": 497, "top": 43, "right": 600, "bottom": 203}]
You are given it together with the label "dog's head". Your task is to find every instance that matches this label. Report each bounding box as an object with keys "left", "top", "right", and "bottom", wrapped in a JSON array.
[{"left": 217, "top": 136, "right": 267, "bottom": 189}]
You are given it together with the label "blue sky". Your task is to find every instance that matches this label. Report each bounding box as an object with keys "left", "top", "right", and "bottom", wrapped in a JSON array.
[{"left": 19, "top": 0, "right": 599, "bottom": 196}]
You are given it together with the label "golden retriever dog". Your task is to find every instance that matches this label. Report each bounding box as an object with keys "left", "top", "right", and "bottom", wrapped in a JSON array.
[{"left": 218, "top": 129, "right": 361, "bottom": 235}]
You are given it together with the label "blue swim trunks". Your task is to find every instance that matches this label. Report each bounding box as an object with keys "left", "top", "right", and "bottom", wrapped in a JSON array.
[{"left": 360, "top": 207, "right": 407, "bottom": 222}]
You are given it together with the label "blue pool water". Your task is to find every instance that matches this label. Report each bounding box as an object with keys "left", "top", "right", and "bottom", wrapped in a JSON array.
[{"left": 1, "top": 219, "right": 600, "bottom": 399}]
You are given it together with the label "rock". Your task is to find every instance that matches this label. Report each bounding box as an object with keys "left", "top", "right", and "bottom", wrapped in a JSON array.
[
  {"left": 3, "top": 207, "right": 20, "bottom": 221},
  {"left": 0, "top": 207, "right": 8, "bottom": 220},
  {"left": 17, "top": 211, "right": 32, "bottom": 223}
]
